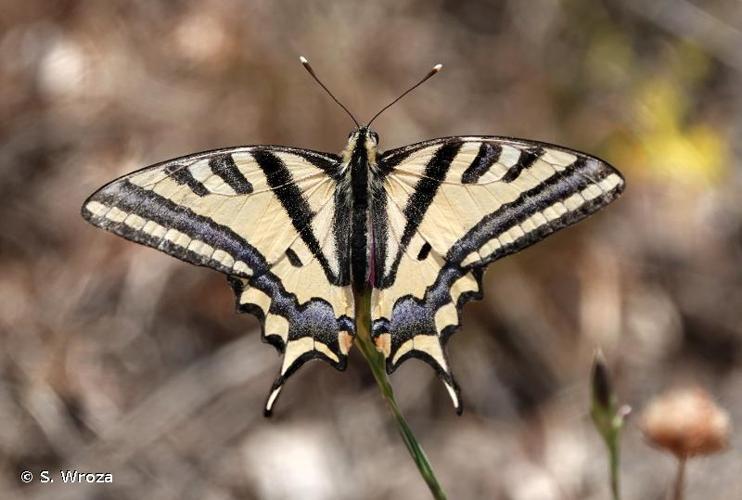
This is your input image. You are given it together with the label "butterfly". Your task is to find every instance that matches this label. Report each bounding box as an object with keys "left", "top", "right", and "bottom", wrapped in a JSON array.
[{"left": 81, "top": 57, "right": 624, "bottom": 415}]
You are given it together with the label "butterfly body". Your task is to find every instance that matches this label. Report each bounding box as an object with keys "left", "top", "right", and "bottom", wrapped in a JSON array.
[
  {"left": 83, "top": 117, "right": 623, "bottom": 416},
  {"left": 344, "top": 127, "right": 379, "bottom": 292}
]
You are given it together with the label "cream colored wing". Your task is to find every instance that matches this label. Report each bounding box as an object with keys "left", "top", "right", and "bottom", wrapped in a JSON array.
[
  {"left": 82, "top": 146, "right": 354, "bottom": 415},
  {"left": 371, "top": 136, "right": 624, "bottom": 413}
]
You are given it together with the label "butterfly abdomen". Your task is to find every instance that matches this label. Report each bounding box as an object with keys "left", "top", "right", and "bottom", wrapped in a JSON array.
[{"left": 348, "top": 128, "right": 374, "bottom": 292}]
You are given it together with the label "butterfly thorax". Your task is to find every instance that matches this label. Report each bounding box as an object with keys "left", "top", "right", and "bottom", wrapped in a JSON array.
[{"left": 340, "top": 127, "right": 379, "bottom": 292}]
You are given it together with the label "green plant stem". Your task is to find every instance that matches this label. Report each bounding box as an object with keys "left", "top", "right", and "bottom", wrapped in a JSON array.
[
  {"left": 354, "top": 288, "right": 447, "bottom": 500},
  {"left": 608, "top": 431, "right": 620, "bottom": 500},
  {"left": 590, "top": 352, "right": 627, "bottom": 500}
]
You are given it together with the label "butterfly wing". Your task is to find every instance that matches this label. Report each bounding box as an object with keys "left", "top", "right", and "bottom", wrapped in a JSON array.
[
  {"left": 371, "top": 136, "right": 625, "bottom": 413},
  {"left": 82, "top": 146, "right": 354, "bottom": 415}
]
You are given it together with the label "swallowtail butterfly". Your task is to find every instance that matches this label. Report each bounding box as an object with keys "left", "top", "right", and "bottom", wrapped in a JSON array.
[{"left": 82, "top": 58, "right": 624, "bottom": 415}]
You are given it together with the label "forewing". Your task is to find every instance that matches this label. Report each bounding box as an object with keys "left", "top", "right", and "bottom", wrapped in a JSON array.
[
  {"left": 372, "top": 136, "right": 624, "bottom": 412},
  {"left": 82, "top": 146, "right": 354, "bottom": 415}
]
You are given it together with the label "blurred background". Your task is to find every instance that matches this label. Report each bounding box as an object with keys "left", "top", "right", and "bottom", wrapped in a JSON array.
[{"left": 1, "top": 0, "right": 740, "bottom": 498}]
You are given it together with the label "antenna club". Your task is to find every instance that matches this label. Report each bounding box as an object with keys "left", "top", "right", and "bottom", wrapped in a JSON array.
[
  {"left": 366, "top": 63, "right": 444, "bottom": 126},
  {"left": 299, "top": 57, "right": 360, "bottom": 127}
]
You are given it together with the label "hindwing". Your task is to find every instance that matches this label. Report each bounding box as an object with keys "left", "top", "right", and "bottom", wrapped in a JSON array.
[
  {"left": 82, "top": 146, "right": 354, "bottom": 415},
  {"left": 371, "top": 136, "right": 625, "bottom": 413}
]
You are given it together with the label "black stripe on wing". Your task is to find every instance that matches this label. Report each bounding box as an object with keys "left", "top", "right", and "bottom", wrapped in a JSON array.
[
  {"left": 165, "top": 163, "right": 209, "bottom": 196},
  {"left": 82, "top": 180, "right": 268, "bottom": 276},
  {"left": 461, "top": 142, "right": 501, "bottom": 184},
  {"left": 209, "top": 154, "right": 253, "bottom": 194},
  {"left": 252, "top": 150, "right": 338, "bottom": 278},
  {"left": 399, "top": 141, "right": 462, "bottom": 245},
  {"left": 501, "top": 146, "right": 543, "bottom": 182},
  {"left": 448, "top": 156, "right": 624, "bottom": 267},
  {"left": 377, "top": 140, "right": 462, "bottom": 288}
]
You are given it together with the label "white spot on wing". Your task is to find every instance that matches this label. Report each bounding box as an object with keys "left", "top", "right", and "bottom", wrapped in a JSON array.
[
  {"left": 479, "top": 238, "right": 502, "bottom": 259},
  {"left": 188, "top": 239, "right": 215, "bottom": 258},
  {"left": 542, "top": 205, "right": 561, "bottom": 222},
  {"left": 233, "top": 261, "right": 251, "bottom": 275},
  {"left": 506, "top": 225, "right": 525, "bottom": 241},
  {"left": 392, "top": 339, "right": 413, "bottom": 365},
  {"left": 163, "top": 229, "right": 192, "bottom": 248},
  {"left": 163, "top": 228, "right": 182, "bottom": 243},
  {"left": 106, "top": 207, "right": 127, "bottom": 223},
  {"left": 434, "top": 302, "right": 458, "bottom": 333},
  {"left": 314, "top": 341, "right": 339, "bottom": 363},
  {"left": 552, "top": 202, "right": 568, "bottom": 217},
  {"left": 85, "top": 201, "right": 109, "bottom": 217},
  {"left": 240, "top": 287, "right": 271, "bottom": 313},
  {"left": 123, "top": 213, "right": 146, "bottom": 230},
  {"left": 266, "top": 386, "right": 282, "bottom": 412},
  {"left": 564, "top": 192, "right": 586, "bottom": 211},
  {"left": 541, "top": 149, "right": 577, "bottom": 170},
  {"left": 498, "top": 145, "right": 521, "bottom": 168},
  {"left": 212, "top": 249, "right": 235, "bottom": 268},
  {"left": 265, "top": 314, "right": 289, "bottom": 343},
  {"left": 521, "top": 217, "right": 537, "bottom": 233},
  {"left": 498, "top": 231, "right": 514, "bottom": 246},
  {"left": 143, "top": 220, "right": 167, "bottom": 239},
  {"left": 599, "top": 174, "right": 623, "bottom": 192},
  {"left": 582, "top": 184, "right": 604, "bottom": 201},
  {"left": 460, "top": 252, "right": 479, "bottom": 267},
  {"left": 443, "top": 380, "right": 460, "bottom": 410},
  {"left": 129, "top": 168, "right": 169, "bottom": 188},
  {"left": 411, "top": 335, "right": 449, "bottom": 371},
  {"left": 529, "top": 212, "right": 549, "bottom": 228},
  {"left": 174, "top": 232, "right": 192, "bottom": 248},
  {"left": 450, "top": 273, "right": 478, "bottom": 303},
  {"left": 282, "top": 338, "right": 313, "bottom": 374},
  {"left": 188, "top": 159, "right": 212, "bottom": 183}
]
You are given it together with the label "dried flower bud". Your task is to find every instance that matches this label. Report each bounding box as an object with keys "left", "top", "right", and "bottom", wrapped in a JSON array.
[
  {"left": 591, "top": 351, "right": 630, "bottom": 437},
  {"left": 589, "top": 351, "right": 629, "bottom": 500},
  {"left": 592, "top": 350, "right": 613, "bottom": 411},
  {"left": 641, "top": 387, "right": 731, "bottom": 458}
]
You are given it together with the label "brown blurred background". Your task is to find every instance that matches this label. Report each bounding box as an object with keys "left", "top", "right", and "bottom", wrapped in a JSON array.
[{"left": 1, "top": 0, "right": 740, "bottom": 499}]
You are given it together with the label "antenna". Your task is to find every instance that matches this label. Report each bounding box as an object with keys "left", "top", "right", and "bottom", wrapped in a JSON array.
[
  {"left": 367, "top": 63, "right": 443, "bottom": 126},
  {"left": 300, "top": 56, "right": 360, "bottom": 127}
]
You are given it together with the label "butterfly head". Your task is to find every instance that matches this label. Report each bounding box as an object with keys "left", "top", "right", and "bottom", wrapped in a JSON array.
[
  {"left": 300, "top": 56, "right": 441, "bottom": 168},
  {"left": 342, "top": 126, "right": 379, "bottom": 165}
]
